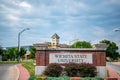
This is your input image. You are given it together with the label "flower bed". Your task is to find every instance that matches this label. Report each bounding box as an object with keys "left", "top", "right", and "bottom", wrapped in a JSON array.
[
  {"left": 29, "top": 76, "right": 118, "bottom": 80},
  {"left": 33, "top": 76, "right": 104, "bottom": 80},
  {"left": 28, "top": 63, "right": 118, "bottom": 80},
  {"left": 43, "top": 63, "right": 97, "bottom": 77}
]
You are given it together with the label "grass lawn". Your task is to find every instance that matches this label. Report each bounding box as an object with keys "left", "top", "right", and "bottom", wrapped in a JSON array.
[
  {"left": 22, "top": 60, "right": 35, "bottom": 76},
  {"left": 0, "top": 61, "right": 19, "bottom": 64}
]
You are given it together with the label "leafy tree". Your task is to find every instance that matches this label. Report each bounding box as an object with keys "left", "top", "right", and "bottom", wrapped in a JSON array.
[
  {"left": 2, "top": 54, "right": 8, "bottom": 61},
  {"left": 0, "top": 47, "right": 7, "bottom": 61},
  {"left": 29, "top": 47, "right": 36, "bottom": 59},
  {"left": 0, "top": 46, "right": 3, "bottom": 55},
  {"left": 1, "top": 47, "right": 26, "bottom": 61},
  {"left": 6, "top": 48, "right": 17, "bottom": 61},
  {"left": 19, "top": 47, "right": 26, "bottom": 58},
  {"left": 100, "top": 40, "right": 119, "bottom": 60},
  {"left": 71, "top": 41, "right": 92, "bottom": 48}
]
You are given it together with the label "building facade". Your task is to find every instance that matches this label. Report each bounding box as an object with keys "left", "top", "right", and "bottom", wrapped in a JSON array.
[{"left": 33, "top": 33, "right": 69, "bottom": 49}]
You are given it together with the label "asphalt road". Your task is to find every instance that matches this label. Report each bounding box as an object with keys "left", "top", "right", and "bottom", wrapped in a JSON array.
[
  {"left": 107, "top": 62, "right": 120, "bottom": 75},
  {"left": 0, "top": 64, "right": 18, "bottom": 80}
]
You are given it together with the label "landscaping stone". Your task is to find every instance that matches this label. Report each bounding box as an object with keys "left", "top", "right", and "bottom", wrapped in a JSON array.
[
  {"left": 70, "top": 77, "right": 81, "bottom": 80},
  {"left": 104, "top": 77, "right": 118, "bottom": 80}
]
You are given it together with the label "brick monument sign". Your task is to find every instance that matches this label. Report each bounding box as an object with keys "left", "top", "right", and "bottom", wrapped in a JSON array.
[
  {"left": 34, "top": 33, "right": 108, "bottom": 78},
  {"left": 34, "top": 43, "right": 108, "bottom": 78}
]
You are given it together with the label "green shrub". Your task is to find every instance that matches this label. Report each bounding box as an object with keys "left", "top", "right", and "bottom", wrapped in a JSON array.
[
  {"left": 47, "top": 76, "right": 69, "bottom": 80},
  {"left": 43, "top": 63, "right": 97, "bottom": 77},
  {"left": 64, "top": 63, "right": 79, "bottom": 77},
  {"left": 35, "top": 77, "right": 47, "bottom": 80},
  {"left": 82, "top": 77, "right": 103, "bottom": 80},
  {"left": 2, "top": 54, "right": 8, "bottom": 61},
  {"left": 43, "top": 63, "right": 63, "bottom": 77},
  {"left": 29, "top": 76, "right": 36, "bottom": 80},
  {"left": 78, "top": 63, "right": 97, "bottom": 77},
  {"left": 64, "top": 63, "right": 97, "bottom": 77}
]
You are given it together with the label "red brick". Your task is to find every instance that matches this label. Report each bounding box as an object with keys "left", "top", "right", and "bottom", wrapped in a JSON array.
[
  {"left": 36, "top": 50, "right": 106, "bottom": 66},
  {"left": 70, "top": 77, "right": 82, "bottom": 80}
]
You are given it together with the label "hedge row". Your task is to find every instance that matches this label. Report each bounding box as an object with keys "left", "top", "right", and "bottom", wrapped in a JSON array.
[
  {"left": 65, "top": 63, "right": 96, "bottom": 77},
  {"left": 43, "top": 63, "right": 97, "bottom": 77}
]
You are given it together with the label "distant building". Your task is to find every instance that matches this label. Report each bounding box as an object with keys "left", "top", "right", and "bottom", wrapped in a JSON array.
[
  {"left": 33, "top": 42, "right": 50, "bottom": 49},
  {"left": 51, "top": 33, "right": 60, "bottom": 48},
  {"left": 33, "top": 33, "right": 69, "bottom": 49},
  {"left": 4, "top": 45, "right": 32, "bottom": 51},
  {"left": 25, "top": 51, "right": 31, "bottom": 60},
  {"left": 58, "top": 44, "right": 70, "bottom": 48}
]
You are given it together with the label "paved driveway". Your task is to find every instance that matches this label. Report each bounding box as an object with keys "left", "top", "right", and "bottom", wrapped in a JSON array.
[
  {"left": 107, "top": 62, "right": 120, "bottom": 76},
  {"left": 0, "top": 64, "right": 19, "bottom": 80}
]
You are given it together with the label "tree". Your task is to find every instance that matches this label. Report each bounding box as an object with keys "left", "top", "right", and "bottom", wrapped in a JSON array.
[
  {"left": 0, "top": 46, "right": 3, "bottom": 55},
  {"left": 100, "top": 40, "right": 119, "bottom": 60},
  {"left": 19, "top": 47, "right": 26, "bottom": 58},
  {"left": 6, "top": 48, "right": 17, "bottom": 61},
  {"left": 29, "top": 47, "right": 36, "bottom": 59},
  {"left": 71, "top": 41, "right": 92, "bottom": 48},
  {"left": 0, "top": 46, "right": 4, "bottom": 61}
]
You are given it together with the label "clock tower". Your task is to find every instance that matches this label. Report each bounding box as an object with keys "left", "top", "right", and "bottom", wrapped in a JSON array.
[{"left": 51, "top": 33, "right": 60, "bottom": 48}]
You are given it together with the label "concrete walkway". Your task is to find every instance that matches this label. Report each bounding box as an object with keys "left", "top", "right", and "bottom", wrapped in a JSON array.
[
  {"left": 7, "top": 65, "right": 19, "bottom": 80},
  {"left": 112, "top": 62, "right": 120, "bottom": 75},
  {"left": 107, "top": 67, "right": 120, "bottom": 80},
  {"left": 17, "top": 64, "right": 30, "bottom": 80},
  {"left": 0, "top": 64, "right": 19, "bottom": 80}
]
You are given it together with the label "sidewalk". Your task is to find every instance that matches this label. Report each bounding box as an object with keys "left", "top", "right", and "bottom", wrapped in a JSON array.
[
  {"left": 107, "top": 67, "right": 120, "bottom": 80},
  {"left": 17, "top": 64, "right": 30, "bottom": 80},
  {"left": 4, "top": 65, "right": 19, "bottom": 80},
  {"left": 112, "top": 62, "right": 120, "bottom": 65}
]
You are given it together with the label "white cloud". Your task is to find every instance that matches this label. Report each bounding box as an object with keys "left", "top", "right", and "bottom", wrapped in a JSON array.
[
  {"left": 0, "top": 0, "right": 120, "bottom": 48},
  {"left": 30, "top": 0, "right": 89, "bottom": 18},
  {"left": 6, "top": 14, "right": 19, "bottom": 21},
  {"left": 19, "top": 1, "right": 31, "bottom": 8},
  {"left": 8, "top": 0, "right": 32, "bottom": 9},
  {"left": 54, "top": 0, "right": 89, "bottom": 14},
  {"left": 0, "top": 4, "right": 20, "bottom": 14},
  {"left": 0, "top": 0, "right": 33, "bottom": 29}
]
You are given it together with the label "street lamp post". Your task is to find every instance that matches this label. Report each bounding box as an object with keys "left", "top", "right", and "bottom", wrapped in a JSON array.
[
  {"left": 115, "top": 28, "right": 120, "bottom": 32},
  {"left": 115, "top": 28, "right": 120, "bottom": 52},
  {"left": 18, "top": 28, "right": 30, "bottom": 61}
]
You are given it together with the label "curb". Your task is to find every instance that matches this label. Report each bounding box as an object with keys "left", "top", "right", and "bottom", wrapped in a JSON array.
[
  {"left": 16, "top": 64, "right": 30, "bottom": 80},
  {"left": 107, "top": 67, "right": 120, "bottom": 79},
  {"left": 15, "top": 64, "right": 20, "bottom": 80}
]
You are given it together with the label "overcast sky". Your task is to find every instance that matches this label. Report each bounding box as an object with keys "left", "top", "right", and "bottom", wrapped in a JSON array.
[{"left": 0, "top": 0, "right": 120, "bottom": 48}]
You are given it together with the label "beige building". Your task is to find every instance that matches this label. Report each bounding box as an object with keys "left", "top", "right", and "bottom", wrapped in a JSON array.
[
  {"left": 33, "top": 33, "right": 69, "bottom": 49},
  {"left": 51, "top": 33, "right": 60, "bottom": 48}
]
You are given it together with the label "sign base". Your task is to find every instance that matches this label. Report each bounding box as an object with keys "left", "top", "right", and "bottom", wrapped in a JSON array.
[{"left": 35, "top": 66, "right": 46, "bottom": 75}]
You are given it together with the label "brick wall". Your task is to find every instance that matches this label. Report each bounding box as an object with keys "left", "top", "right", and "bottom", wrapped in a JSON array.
[{"left": 36, "top": 49, "right": 106, "bottom": 66}]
